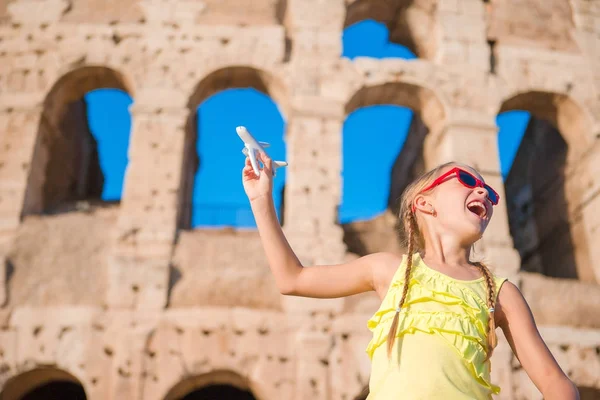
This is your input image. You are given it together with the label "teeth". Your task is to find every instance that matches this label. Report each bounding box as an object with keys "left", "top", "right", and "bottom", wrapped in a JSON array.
[{"left": 467, "top": 201, "right": 487, "bottom": 218}]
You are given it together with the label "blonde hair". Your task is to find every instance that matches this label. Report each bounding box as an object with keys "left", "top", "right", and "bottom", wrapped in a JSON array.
[{"left": 386, "top": 162, "right": 498, "bottom": 361}]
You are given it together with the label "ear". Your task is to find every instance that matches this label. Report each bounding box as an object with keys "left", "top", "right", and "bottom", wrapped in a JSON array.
[{"left": 413, "top": 194, "right": 433, "bottom": 214}]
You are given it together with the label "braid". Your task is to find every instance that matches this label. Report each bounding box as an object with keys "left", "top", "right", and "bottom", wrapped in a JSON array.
[
  {"left": 474, "top": 262, "right": 497, "bottom": 361},
  {"left": 386, "top": 210, "right": 416, "bottom": 358}
]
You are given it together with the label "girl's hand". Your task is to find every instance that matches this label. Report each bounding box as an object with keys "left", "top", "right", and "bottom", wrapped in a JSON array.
[{"left": 242, "top": 152, "right": 273, "bottom": 202}]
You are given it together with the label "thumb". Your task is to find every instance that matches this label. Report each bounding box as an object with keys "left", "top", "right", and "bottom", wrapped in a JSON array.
[{"left": 260, "top": 152, "right": 273, "bottom": 171}]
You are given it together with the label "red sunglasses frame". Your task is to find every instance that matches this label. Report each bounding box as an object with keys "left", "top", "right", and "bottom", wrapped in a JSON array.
[{"left": 412, "top": 167, "right": 500, "bottom": 211}]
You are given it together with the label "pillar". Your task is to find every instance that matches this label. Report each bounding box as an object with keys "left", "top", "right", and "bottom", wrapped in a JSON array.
[
  {"left": 0, "top": 106, "right": 43, "bottom": 305},
  {"left": 106, "top": 106, "right": 188, "bottom": 309}
]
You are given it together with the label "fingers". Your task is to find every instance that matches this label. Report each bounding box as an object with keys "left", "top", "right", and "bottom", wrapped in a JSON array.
[
  {"left": 242, "top": 161, "right": 256, "bottom": 174},
  {"left": 257, "top": 152, "right": 273, "bottom": 174},
  {"left": 242, "top": 158, "right": 254, "bottom": 175},
  {"left": 243, "top": 154, "right": 274, "bottom": 178}
]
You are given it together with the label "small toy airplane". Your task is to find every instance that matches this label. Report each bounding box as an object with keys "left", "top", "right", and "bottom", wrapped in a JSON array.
[{"left": 236, "top": 126, "right": 287, "bottom": 177}]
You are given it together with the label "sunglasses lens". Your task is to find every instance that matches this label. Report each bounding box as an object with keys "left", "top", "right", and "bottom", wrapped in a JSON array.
[
  {"left": 457, "top": 171, "right": 477, "bottom": 187},
  {"left": 485, "top": 186, "right": 499, "bottom": 204}
]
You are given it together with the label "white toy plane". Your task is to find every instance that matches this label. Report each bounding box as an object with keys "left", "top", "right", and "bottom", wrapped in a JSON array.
[{"left": 236, "top": 126, "right": 287, "bottom": 177}]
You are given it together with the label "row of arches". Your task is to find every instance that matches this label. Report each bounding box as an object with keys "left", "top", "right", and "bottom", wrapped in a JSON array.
[
  {"left": 23, "top": 19, "right": 412, "bottom": 226},
  {"left": 4, "top": 366, "right": 600, "bottom": 400},
  {"left": 17, "top": 21, "right": 596, "bottom": 282},
  {"left": 25, "top": 69, "right": 550, "bottom": 229},
  {"left": 0, "top": 367, "right": 257, "bottom": 400}
]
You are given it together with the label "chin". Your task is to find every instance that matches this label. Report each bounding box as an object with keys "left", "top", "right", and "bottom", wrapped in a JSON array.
[{"left": 460, "top": 222, "right": 487, "bottom": 245}]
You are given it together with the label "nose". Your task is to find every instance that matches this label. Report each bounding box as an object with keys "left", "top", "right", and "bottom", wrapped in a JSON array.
[{"left": 475, "top": 187, "right": 488, "bottom": 198}]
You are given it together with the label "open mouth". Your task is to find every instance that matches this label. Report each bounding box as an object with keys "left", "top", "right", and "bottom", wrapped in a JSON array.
[{"left": 467, "top": 201, "right": 487, "bottom": 219}]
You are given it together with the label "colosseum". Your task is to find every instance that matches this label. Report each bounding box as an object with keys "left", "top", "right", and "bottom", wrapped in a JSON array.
[{"left": 0, "top": 0, "right": 599, "bottom": 399}]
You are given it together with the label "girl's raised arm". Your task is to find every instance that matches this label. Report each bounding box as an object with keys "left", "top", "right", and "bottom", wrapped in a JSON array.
[
  {"left": 496, "top": 282, "right": 580, "bottom": 400},
  {"left": 243, "top": 152, "right": 398, "bottom": 299}
]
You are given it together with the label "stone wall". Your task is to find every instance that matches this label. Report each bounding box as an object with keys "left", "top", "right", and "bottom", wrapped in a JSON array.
[{"left": 0, "top": 0, "right": 599, "bottom": 399}]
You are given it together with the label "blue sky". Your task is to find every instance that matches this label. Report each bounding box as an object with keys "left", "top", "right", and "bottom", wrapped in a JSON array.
[{"left": 85, "top": 20, "right": 530, "bottom": 228}]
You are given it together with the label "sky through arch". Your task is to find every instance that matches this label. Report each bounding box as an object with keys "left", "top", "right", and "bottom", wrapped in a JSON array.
[
  {"left": 191, "top": 88, "right": 286, "bottom": 228},
  {"left": 339, "top": 20, "right": 417, "bottom": 223},
  {"left": 82, "top": 19, "right": 530, "bottom": 228},
  {"left": 85, "top": 88, "right": 132, "bottom": 201}
]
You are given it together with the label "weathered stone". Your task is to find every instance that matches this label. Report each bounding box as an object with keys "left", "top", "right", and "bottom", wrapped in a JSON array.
[
  {"left": 520, "top": 272, "right": 600, "bottom": 328},
  {"left": 0, "top": 0, "right": 598, "bottom": 399},
  {"left": 486, "top": 0, "right": 579, "bottom": 52}
]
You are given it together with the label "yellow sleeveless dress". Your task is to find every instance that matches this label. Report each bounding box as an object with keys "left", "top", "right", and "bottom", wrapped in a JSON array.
[{"left": 366, "top": 253, "right": 507, "bottom": 400}]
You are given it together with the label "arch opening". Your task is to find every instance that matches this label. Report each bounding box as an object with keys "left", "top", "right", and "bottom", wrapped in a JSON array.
[
  {"left": 163, "top": 370, "right": 259, "bottom": 400},
  {"left": 340, "top": 83, "right": 444, "bottom": 257},
  {"left": 499, "top": 91, "right": 593, "bottom": 161},
  {"left": 498, "top": 91, "right": 593, "bottom": 280},
  {"left": 344, "top": 0, "right": 438, "bottom": 59},
  {"left": 23, "top": 66, "right": 133, "bottom": 216},
  {"left": 180, "top": 67, "right": 288, "bottom": 230},
  {"left": 178, "top": 384, "right": 256, "bottom": 400},
  {"left": 0, "top": 367, "right": 87, "bottom": 400},
  {"left": 339, "top": 104, "right": 426, "bottom": 257},
  {"left": 343, "top": 19, "right": 417, "bottom": 60}
]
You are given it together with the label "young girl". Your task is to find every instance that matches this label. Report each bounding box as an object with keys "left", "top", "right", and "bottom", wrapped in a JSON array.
[{"left": 242, "top": 153, "right": 579, "bottom": 399}]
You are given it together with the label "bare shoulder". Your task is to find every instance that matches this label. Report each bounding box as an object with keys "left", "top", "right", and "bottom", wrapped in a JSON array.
[
  {"left": 365, "top": 252, "right": 403, "bottom": 299},
  {"left": 497, "top": 280, "right": 524, "bottom": 306},
  {"left": 496, "top": 280, "right": 532, "bottom": 327}
]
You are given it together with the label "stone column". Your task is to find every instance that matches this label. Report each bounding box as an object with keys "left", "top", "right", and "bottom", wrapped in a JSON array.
[
  {"left": 292, "top": 331, "right": 332, "bottom": 400},
  {"left": 106, "top": 106, "right": 188, "bottom": 310},
  {"left": 283, "top": 0, "right": 347, "bottom": 266},
  {"left": 423, "top": 118, "right": 520, "bottom": 278},
  {"left": 436, "top": 0, "right": 490, "bottom": 69},
  {"left": 283, "top": 111, "right": 346, "bottom": 266},
  {"left": 566, "top": 143, "right": 600, "bottom": 283},
  {"left": 0, "top": 106, "right": 43, "bottom": 305},
  {"left": 570, "top": 0, "right": 600, "bottom": 90},
  {"left": 283, "top": 2, "right": 348, "bottom": 398}
]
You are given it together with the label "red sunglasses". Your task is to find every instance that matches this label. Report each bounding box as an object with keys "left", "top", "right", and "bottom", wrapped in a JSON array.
[{"left": 413, "top": 167, "right": 500, "bottom": 211}]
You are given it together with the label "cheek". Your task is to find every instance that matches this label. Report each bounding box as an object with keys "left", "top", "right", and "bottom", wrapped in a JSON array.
[
  {"left": 437, "top": 201, "right": 466, "bottom": 225},
  {"left": 435, "top": 185, "right": 468, "bottom": 208}
]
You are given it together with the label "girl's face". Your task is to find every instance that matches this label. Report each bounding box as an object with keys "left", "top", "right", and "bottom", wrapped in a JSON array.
[{"left": 417, "top": 166, "right": 495, "bottom": 245}]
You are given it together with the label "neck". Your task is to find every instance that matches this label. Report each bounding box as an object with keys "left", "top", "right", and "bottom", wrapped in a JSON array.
[{"left": 421, "top": 231, "right": 472, "bottom": 267}]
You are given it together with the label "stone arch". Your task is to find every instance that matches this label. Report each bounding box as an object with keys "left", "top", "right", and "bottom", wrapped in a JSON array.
[
  {"left": 346, "top": 82, "right": 446, "bottom": 133},
  {"left": 498, "top": 91, "right": 596, "bottom": 280},
  {"left": 178, "top": 66, "right": 289, "bottom": 229},
  {"left": 499, "top": 91, "right": 594, "bottom": 161},
  {"left": 344, "top": 0, "right": 438, "bottom": 59},
  {"left": 22, "top": 66, "right": 134, "bottom": 215},
  {"left": 163, "top": 370, "right": 262, "bottom": 400},
  {"left": 340, "top": 82, "right": 445, "bottom": 256},
  {"left": 187, "top": 66, "right": 288, "bottom": 118},
  {"left": 0, "top": 367, "right": 87, "bottom": 400},
  {"left": 39, "top": 66, "right": 133, "bottom": 121}
]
